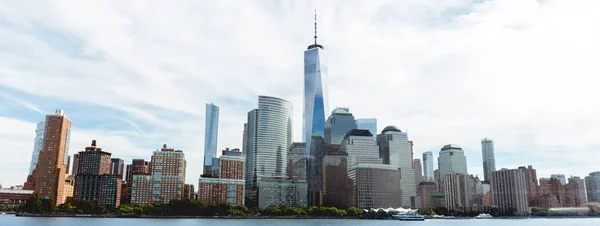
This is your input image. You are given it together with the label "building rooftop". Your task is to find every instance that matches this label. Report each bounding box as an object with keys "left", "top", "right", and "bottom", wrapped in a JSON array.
[
  {"left": 0, "top": 189, "right": 34, "bottom": 194},
  {"left": 441, "top": 144, "right": 462, "bottom": 150},
  {"left": 344, "top": 129, "right": 373, "bottom": 139},
  {"left": 381, "top": 125, "right": 402, "bottom": 133},
  {"left": 331, "top": 107, "right": 351, "bottom": 115}
]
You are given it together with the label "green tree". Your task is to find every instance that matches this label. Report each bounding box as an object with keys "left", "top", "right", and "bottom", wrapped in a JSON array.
[
  {"left": 22, "top": 193, "right": 42, "bottom": 213},
  {"left": 347, "top": 207, "right": 361, "bottom": 216}
]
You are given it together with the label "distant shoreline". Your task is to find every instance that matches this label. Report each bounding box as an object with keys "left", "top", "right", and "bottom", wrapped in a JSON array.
[{"left": 10, "top": 213, "right": 600, "bottom": 219}]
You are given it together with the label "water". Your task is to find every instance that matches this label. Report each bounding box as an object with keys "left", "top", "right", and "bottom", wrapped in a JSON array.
[{"left": 1, "top": 214, "right": 600, "bottom": 226}]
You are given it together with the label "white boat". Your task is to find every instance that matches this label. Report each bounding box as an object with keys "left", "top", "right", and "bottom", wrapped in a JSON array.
[
  {"left": 475, "top": 213, "right": 493, "bottom": 219},
  {"left": 391, "top": 212, "right": 425, "bottom": 221}
]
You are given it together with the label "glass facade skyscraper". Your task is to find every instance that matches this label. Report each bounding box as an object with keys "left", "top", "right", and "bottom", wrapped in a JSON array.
[
  {"left": 422, "top": 151, "right": 435, "bottom": 181},
  {"left": 244, "top": 96, "right": 293, "bottom": 208},
  {"left": 324, "top": 108, "right": 357, "bottom": 145},
  {"left": 377, "top": 125, "right": 416, "bottom": 207},
  {"left": 204, "top": 103, "right": 219, "bottom": 175},
  {"left": 303, "top": 34, "right": 328, "bottom": 156},
  {"left": 29, "top": 120, "right": 46, "bottom": 175},
  {"left": 481, "top": 137, "right": 496, "bottom": 183},
  {"left": 356, "top": 118, "right": 377, "bottom": 137},
  {"left": 438, "top": 144, "right": 468, "bottom": 185}
]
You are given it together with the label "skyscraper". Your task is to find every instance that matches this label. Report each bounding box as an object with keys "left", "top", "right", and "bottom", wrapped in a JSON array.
[
  {"left": 303, "top": 14, "right": 328, "bottom": 156},
  {"left": 244, "top": 96, "right": 293, "bottom": 207},
  {"left": 28, "top": 121, "right": 45, "bottom": 175},
  {"left": 414, "top": 159, "right": 424, "bottom": 188},
  {"left": 31, "top": 109, "right": 72, "bottom": 206},
  {"left": 204, "top": 103, "right": 219, "bottom": 176},
  {"left": 423, "top": 151, "right": 434, "bottom": 181},
  {"left": 490, "top": 168, "right": 528, "bottom": 215},
  {"left": 585, "top": 171, "right": 600, "bottom": 202},
  {"left": 518, "top": 165, "right": 539, "bottom": 207},
  {"left": 377, "top": 126, "right": 416, "bottom": 207},
  {"left": 481, "top": 138, "right": 496, "bottom": 183},
  {"left": 110, "top": 158, "right": 125, "bottom": 179},
  {"left": 438, "top": 144, "right": 468, "bottom": 185},
  {"left": 287, "top": 143, "right": 307, "bottom": 181},
  {"left": 443, "top": 173, "right": 470, "bottom": 210},
  {"left": 340, "top": 129, "right": 382, "bottom": 172},
  {"left": 324, "top": 108, "right": 357, "bottom": 145},
  {"left": 356, "top": 118, "right": 377, "bottom": 137},
  {"left": 565, "top": 177, "right": 586, "bottom": 207}
]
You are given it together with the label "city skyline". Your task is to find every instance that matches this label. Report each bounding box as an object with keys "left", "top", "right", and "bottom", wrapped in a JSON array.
[{"left": 2, "top": 1, "right": 600, "bottom": 186}]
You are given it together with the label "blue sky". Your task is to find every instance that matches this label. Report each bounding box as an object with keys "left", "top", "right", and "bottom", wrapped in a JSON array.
[{"left": 1, "top": 0, "right": 600, "bottom": 186}]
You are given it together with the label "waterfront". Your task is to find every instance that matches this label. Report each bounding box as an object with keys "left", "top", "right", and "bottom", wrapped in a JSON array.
[{"left": 1, "top": 215, "right": 600, "bottom": 226}]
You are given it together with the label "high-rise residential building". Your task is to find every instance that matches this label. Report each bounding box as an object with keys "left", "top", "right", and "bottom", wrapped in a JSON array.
[
  {"left": 73, "top": 140, "right": 122, "bottom": 208},
  {"left": 443, "top": 173, "right": 470, "bottom": 210},
  {"left": 219, "top": 155, "right": 244, "bottom": 180},
  {"left": 538, "top": 178, "right": 565, "bottom": 208},
  {"left": 204, "top": 103, "right": 220, "bottom": 177},
  {"left": 340, "top": 129, "right": 382, "bottom": 172},
  {"left": 585, "top": 171, "right": 600, "bottom": 202},
  {"left": 565, "top": 177, "right": 586, "bottom": 207},
  {"left": 481, "top": 138, "right": 496, "bottom": 183},
  {"left": 438, "top": 144, "right": 468, "bottom": 186},
  {"left": 28, "top": 121, "right": 46, "bottom": 175},
  {"left": 324, "top": 108, "right": 357, "bottom": 145},
  {"left": 322, "top": 144, "right": 349, "bottom": 208},
  {"left": 490, "top": 168, "right": 528, "bottom": 215},
  {"left": 356, "top": 118, "right": 377, "bottom": 138},
  {"left": 517, "top": 165, "right": 539, "bottom": 206},
  {"left": 287, "top": 143, "right": 307, "bottom": 181},
  {"left": 302, "top": 16, "right": 328, "bottom": 153},
  {"left": 422, "top": 151, "right": 434, "bottom": 181},
  {"left": 183, "top": 184, "right": 195, "bottom": 200},
  {"left": 377, "top": 126, "right": 415, "bottom": 207},
  {"left": 110, "top": 158, "right": 125, "bottom": 179},
  {"left": 257, "top": 177, "right": 308, "bottom": 209},
  {"left": 131, "top": 144, "right": 186, "bottom": 205},
  {"left": 198, "top": 154, "right": 245, "bottom": 206},
  {"left": 551, "top": 174, "right": 567, "bottom": 185},
  {"left": 71, "top": 154, "right": 79, "bottom": 176},
  {"left": 348, "top": 163, "right": 402, "bottom": 209},
  {"left": 417, "top": 181, "right": 438, "bottom": 208},
  {"left": 244, "top": 96, "right": 293, "bottom": 208},
  {"left": 126, "top": 159, "right": 149, "bottom": 183},
  {"left": 414, "top": 159, "right": 424, "bottom": 188},
  {"left": 30, "top": 109, "right": 72, "bottom": 206}
]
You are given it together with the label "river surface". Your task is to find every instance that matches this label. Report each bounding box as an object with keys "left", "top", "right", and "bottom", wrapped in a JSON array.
[{"left": 1, "top": 214, "right": 600, "bottom": 226}]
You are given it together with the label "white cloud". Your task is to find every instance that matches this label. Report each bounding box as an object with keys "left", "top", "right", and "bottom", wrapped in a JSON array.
[{"left": 1, "top": 0, "right": 599, "bottom": 186}]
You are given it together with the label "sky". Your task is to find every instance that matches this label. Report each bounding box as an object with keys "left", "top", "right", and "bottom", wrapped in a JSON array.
[{"left": 1, "top": 0, "right": 600, "bottom": 187}]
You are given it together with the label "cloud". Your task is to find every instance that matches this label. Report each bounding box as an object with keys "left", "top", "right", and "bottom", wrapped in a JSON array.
[{"left": 1, "top": 0, "right": 600, "bottom": 186}]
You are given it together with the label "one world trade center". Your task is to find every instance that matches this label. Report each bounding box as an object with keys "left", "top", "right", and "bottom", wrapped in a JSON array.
[{"left": 303, "top": 13, "right": 329, "bottom": 206}]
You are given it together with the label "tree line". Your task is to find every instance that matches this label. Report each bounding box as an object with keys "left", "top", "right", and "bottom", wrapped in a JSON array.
[{"left": 19, "top": 193, "right": 362, "bottom": 217}]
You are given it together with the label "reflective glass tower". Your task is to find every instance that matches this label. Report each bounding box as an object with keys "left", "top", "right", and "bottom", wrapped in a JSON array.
[
  {"left": 356, "top": 118, "right": 377, "bottom": 137},
  {"left": 204, "top": 103, "right": 219, "bottom": 175},
  {"left": 244, "top": 96, "right": 293, "bottom": 208},
  {"left": 29, "top": 121, "right": 46, "bottom": 175},
  {"left": 324, "top": 108, "right": 357, "bottom": 145},
  {"left": 481, "top": 137, "right": 495, "bottom": 183},
  {"left": 422, "top": 151, "right": 435, "bottom": 181},
  {"left": 303, "top": 14, "right": 329, "bottom": 156}
]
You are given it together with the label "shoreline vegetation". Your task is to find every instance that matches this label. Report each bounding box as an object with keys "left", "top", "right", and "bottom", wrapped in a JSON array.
[{"left": 8, "top": 193, "right": 600, "bottom": 220}]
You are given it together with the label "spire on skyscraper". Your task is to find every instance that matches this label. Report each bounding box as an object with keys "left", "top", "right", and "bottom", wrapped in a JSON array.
[{"left": 308, "top": 9, "right": 323, "bottom": 50}]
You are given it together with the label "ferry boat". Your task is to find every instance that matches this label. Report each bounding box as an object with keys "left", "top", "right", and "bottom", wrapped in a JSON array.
[
  {"left": 391, "top": 212, "right": 425, "bottom": 221},
  {"left": 475, "top": 213, "right": 493, "bottom": 219}
]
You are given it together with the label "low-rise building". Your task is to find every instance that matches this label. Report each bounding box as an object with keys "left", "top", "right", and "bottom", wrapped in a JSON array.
[
  {"left": 257, "top": 177, "right": 307, "bottom": 209},
  {"left": 0, "top": 189, "right": 33, "bottom": 208}
]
